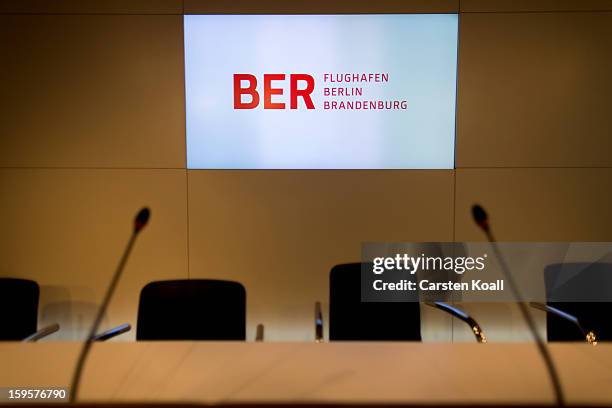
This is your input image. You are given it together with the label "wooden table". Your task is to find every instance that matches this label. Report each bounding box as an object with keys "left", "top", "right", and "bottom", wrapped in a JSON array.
[{"left": 1, "top": 342, "right": 611, "bottom": 406}]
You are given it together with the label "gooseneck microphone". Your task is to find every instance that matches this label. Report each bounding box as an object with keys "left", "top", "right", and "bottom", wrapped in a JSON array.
[
  {"left": 69, "top": 208, "right": 150, "bottom": 403},
  {"left": 315, "top": 301, "right": 324, "bottom": 342},
  {"left": 530, "top": 302, "right": 597, "bottom": 345},
  {"left": 472, "top": 204, "right": 565, "bottom": 406},
  {"left": 425, "top": 301, "right": 487, "bottom": 343}
]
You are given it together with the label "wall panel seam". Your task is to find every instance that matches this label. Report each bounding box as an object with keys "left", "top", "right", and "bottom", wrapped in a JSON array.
[
  {"left": 0, "top": 12, "right": 182, "bottom": 16},
  {"left": 456, "top": 166, "right": 612, "bottom": 169},
  {"left": 0, "top": 167, "right": 186, "bottom": 170},
  {"left": 459, "top": 10, "right": 612, "bottom": 14}
]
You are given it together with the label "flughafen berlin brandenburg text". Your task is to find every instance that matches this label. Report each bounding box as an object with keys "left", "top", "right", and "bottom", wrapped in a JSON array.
[{"left": 322, "top": 72, "right": 408, "bottom": 110}]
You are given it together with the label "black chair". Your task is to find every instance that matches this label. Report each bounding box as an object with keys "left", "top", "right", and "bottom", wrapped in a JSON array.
[
  {"left": 0, "top": 278, "right": 59, "bottom": 341},
  {"left": 541, "top": 263, "right": 612, "bottom": 342},
  {"left": 0, "top": 278, "right": 38, "bottom": 341},
  {"left": 329, "top": 263, "right": 421, "bottom": 341},
  {"left": 136, "top": 279, "right": 246, "bottom": 341}
]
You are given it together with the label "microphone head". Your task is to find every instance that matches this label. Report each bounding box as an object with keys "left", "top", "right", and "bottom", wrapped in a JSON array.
[
  {"left": 471, "top": 204, "right": 489, "bottom": 232},
  {"left": 134, "top": 207, "right": 150, "bottom": 233}
]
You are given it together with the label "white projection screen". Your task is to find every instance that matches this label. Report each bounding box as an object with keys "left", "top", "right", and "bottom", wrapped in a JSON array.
[{"left": 184, "top": 14, "right": 459, "bottom": 169}]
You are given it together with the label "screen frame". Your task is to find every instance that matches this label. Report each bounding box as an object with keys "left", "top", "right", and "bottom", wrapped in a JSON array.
[{"left": 182, "top": 12, "right": 460, "bottom": 170}]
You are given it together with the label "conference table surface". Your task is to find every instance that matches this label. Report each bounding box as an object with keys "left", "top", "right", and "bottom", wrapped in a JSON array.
[{"left": 1, "top": 342, "right": 611, "bottom": 406}]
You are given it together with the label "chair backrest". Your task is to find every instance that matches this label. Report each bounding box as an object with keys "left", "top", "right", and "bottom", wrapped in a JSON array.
[
  {"left": 136, "top": 279, "right": 246, "bottom": 340},
  {"left": 544, "top": 263, "right": 612, "bottom": 342},
  {"left": 329, "top": 263, "right": 421, "bottom": 341},
  {"left": 0, "top": 278, "right": 39, "bottom": 341}
]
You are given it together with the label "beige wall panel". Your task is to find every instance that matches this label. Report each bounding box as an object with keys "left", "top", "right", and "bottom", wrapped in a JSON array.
[
  {"left": 0, "top": 15, "right": 185, "bottom": 168},
  {"left": 188, "top": 171, "right": 454, "bottom": 341},
  {"left": 184, "top": 0, "right": 459, "bottom": 14},
  {"left": 454, "top": 168, "right": 612, "bottom": 342},
  {"left": 421, "top": 304, "right": 453, "bottom": 342},
  {"left": 457, "top": 12, "right": 612, "bottom": 167},
  {"left": 461, "top": 0, "right": 612, "bottom": 12},
  {"left": 0, "top": 169, "right": 188, "bottom": 340},
  {"left": 455, "top": 168, "right": 612, "bottom": 241},
  {"left": 0, "top": 0, "right": 182, "bottom": 14}
]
